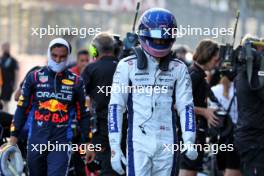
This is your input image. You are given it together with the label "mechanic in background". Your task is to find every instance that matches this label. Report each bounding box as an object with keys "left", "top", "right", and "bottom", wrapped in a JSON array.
[{"left": 82, "top": 32, "right": 119, "bottom": 176}]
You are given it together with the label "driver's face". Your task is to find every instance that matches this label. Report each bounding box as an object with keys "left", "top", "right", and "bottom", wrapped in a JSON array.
[{"left": 50, "top": 47, "right": 68, "bottom": 63}]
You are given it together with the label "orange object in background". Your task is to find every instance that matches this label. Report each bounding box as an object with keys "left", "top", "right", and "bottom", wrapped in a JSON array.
[{"left": 0, "top": 68, "right": 3, "bottom": 88}]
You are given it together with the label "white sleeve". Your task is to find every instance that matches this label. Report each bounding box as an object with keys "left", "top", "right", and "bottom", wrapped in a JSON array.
[
  {"left": 108, "top": 60, "right": 129, "bottom": 146},
  {"left": 175, "top": 64, "right": 196, "bottom": 144}
]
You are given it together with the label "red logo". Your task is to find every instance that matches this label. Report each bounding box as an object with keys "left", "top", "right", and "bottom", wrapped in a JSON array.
[{"left": 35, "top": 111, "right": 69, "bottom": 123}]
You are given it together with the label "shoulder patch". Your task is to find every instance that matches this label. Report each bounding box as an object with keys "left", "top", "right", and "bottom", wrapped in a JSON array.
[{"left": 36, "top": 67, "right": 47, "bottom": 82}]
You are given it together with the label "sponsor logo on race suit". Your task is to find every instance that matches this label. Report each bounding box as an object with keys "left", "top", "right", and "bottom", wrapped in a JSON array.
[
  {"left": 39, "top": 99, "right": 68, "bottom": 112},
  {"left": 35, "top": 111, "right": 69, "bottom": 123},
  {"left": 34, "top": 99, "right": 69, "bottom": 123},
  {"left": 62, "top": 79, "right": 74, "bottom": 85},
  {"left": 36, "top": 92, "right": 72, "bottom": 101},
  {"left": 185, "top": 105, "right": 195, "bottom": 132},
  {"left": 39, "top": 75, "right": 48, "bottom": 83},
  {"left": 108, "top": 105, "right": 118, "bottom": 133}
]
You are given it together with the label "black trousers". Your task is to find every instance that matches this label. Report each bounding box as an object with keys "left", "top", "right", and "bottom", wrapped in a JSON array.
[{"left": 93, "top": 114, "right": 127, "bottom": 176}]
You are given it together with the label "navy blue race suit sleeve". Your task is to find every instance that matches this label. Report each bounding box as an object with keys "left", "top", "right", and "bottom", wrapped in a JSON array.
[{"left": 10, "top": 71, "right": 34, "bottom": 137}]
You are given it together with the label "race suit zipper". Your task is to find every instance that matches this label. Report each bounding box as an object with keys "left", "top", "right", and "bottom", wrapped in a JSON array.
[{"left": 139, "top": 64, "right": 160, "bottom": 134}]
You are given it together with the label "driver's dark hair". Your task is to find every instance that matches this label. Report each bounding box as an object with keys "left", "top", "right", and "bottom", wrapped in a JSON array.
[
  {"left": 50, "top": 43, "right": 68, "bottom": 53},
  {"left": 193, "top": 39, "right": 219, "bottom": 65}
]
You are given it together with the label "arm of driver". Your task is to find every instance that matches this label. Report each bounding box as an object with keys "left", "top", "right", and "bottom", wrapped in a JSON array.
[
  {"left": 108, "top": 60, "right": 129, "bottom": 147},
  {"left": 108, "top": 60, "right": 130, "bottom": 174},
  {"left": 175, "top": 64, "right": 196, "bottom": 145}
]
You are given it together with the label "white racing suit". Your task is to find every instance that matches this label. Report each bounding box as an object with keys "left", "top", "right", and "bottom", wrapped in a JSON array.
[{"left": 108, "top": 53, "right": 196, "bottom": 176}]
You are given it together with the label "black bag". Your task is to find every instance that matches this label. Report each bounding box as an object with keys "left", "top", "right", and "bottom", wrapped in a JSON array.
[{"left": 208, "top": 95, "right": 235, "bottom": 142}]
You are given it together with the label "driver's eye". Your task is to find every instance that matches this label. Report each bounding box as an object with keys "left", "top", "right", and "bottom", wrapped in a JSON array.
[
  {"left": 51, "top": 53, "right": 67, "bottom": 60},
  {"left": 52, "top": 53, "right": 58, "bottom": 58},
  {"left": 81, "top": 59, "right": 88, "bottom": 62},
  {"left": 153, "top": 39, "right": 167, "bottom": 45},
  {"left": 61, "top": 55, "right": 67, "bottom": 59},
  {"left": 153, "top": 40, "right": 161, "bottom": 44}
]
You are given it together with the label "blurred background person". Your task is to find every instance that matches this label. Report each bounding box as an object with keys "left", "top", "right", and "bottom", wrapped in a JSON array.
[
  {"left": 172, "top": 45, "right": 194, "bottom": 67},
  {"left": 70, "top": 49, "right": 90, "bottom": 76},
  {"left": 0, "top": 42, "right": 19, "bottom": 112},
  {"left": 0, "top": 100, "right": 13, "bottom": 145},
  {"left": 175, "top": 46, "right": 188, "bottom": 60},
  {"left": 179, "top": 39, "right": 220, "bottom": 176},
  {"left": 211, "top": 72, "right": 241, "bottom": 176},
  {"left": 172, "top": 45, "right": 189, "bottom": 65},
  {"left": 81, "top": 32, "right": 120, "bottom": 176}
]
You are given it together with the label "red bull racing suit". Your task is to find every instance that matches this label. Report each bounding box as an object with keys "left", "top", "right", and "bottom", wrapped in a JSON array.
[{"left": 10, "top": 66, "right": 90, "bottom": 176}]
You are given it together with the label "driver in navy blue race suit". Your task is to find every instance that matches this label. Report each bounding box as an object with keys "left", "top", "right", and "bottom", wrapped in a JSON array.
[
  {"left": 9, "top": 38, "right": 92, "bottom": 176},
  {"left": 108, "top": 8, "right": 198, "bottom": 176}
]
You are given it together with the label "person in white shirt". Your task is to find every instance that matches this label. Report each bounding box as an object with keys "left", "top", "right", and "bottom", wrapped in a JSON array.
[{"left": 211, "top": 73, "right": 241, "bottom": 176}]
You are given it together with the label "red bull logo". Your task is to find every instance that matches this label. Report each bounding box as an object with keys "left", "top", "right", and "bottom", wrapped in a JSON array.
[
  {"left": 35, "top": 111, "right": 69, "bottom": 123},
  {"left": 39, "top": 99, "right": 68, "bottom": 112}
]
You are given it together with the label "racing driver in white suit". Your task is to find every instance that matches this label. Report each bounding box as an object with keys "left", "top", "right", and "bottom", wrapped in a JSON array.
[{"left": 108, "top": 8, "right": 198, "bottom": 176}]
